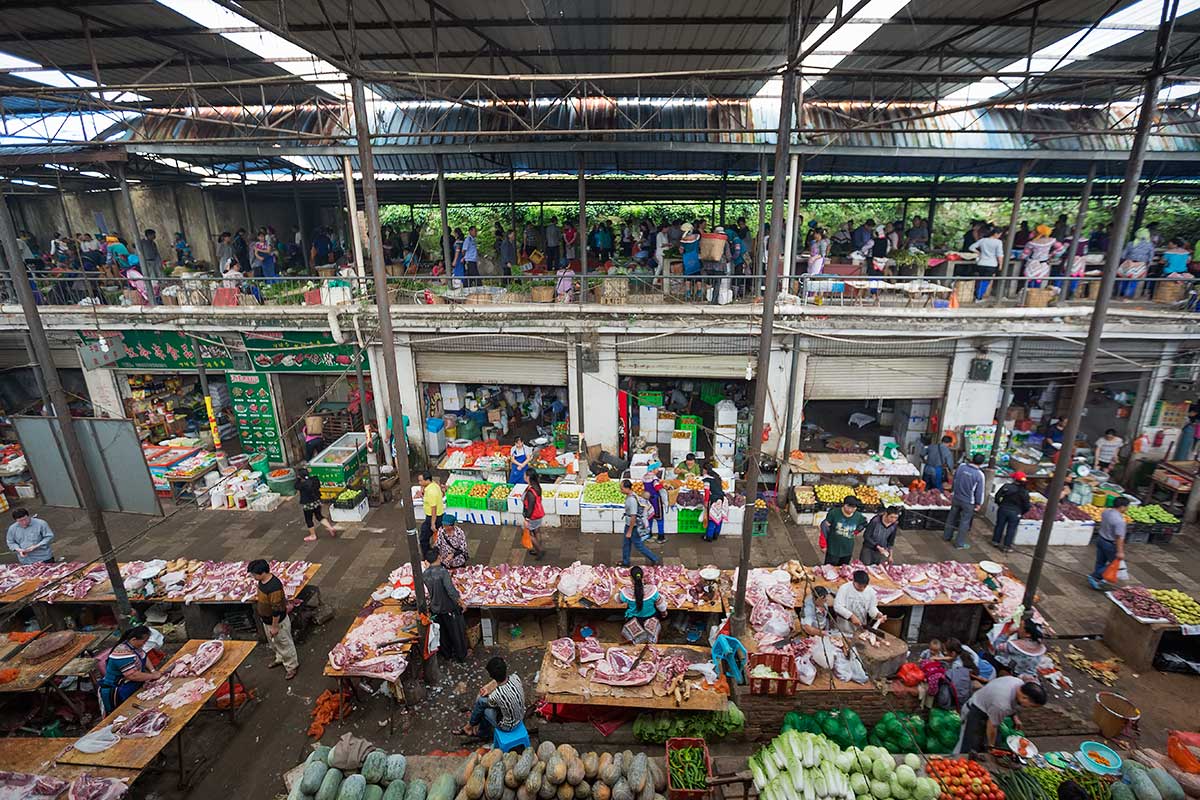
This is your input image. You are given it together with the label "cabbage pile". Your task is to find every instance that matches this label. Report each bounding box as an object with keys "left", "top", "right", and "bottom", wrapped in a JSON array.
[{"left": 750, "top": 732, "right": 941, "bottom": 800}]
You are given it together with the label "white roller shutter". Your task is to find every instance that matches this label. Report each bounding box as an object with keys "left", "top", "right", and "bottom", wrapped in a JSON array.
[
  {"left": 805, "top": 356, "right": 949, "bottom": 400},
  {"left": 617, "top": 353, "right": 753, "bottom": 378},
  {"left": 415, "top": 352, "right": 567, "bottom": 385}
]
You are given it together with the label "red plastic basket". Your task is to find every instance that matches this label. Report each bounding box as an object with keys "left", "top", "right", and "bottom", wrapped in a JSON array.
[
  {"left": 665, "top": 738, "right": 711, "bottom": 800},
  {"left": 747, "top": 652, "right": 799, "bottom": 696}
]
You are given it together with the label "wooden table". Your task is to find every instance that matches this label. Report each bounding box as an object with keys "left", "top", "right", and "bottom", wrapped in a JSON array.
[
  {"left": 323, "top": 604, "right": 419, "bottom": 734},
  {"left": 0, "top": 737, "right": 141, "bottom": 783},
  {"left": 33, "top": 562, "right": 321, "bottom": 641},
  {"left": 58, "top": 639, "right": 256, "bottom": 788},
  {"left": 556, "top": 573, "right": 729, "bottom": 637},
  {"left": 0, "top": 631, "right": 95, "bottom": 693},
  {"left": 534, "top": 643, "right": 728, "bottom": 712}
]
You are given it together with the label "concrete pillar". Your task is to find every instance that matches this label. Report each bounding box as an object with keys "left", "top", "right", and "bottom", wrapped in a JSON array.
[
  {"left": 567, "top": 335, "right": 618, "bottom": 452},
  {"left": 343, "top": 156, "right": 365, "bottom": 274},
  {"left": 1138, "top": 341, "right": 1179, "bottom": 432},
  {"left": 764, "top": 341, "right": 793, "bottom": 455},
  {"left": 365, "top": 344, "right": 393, "bottom": 467},
  {"left": 941, "top": 340, "right": 1010, "bottom": 431},
  {"left": 392, "top": 333, "right": 424, "bottom": 455}
]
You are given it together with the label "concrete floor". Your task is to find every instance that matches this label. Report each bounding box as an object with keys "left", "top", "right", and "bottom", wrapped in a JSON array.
[{"left": 12, "top": 495, "right": 1200, "bottom": 799}]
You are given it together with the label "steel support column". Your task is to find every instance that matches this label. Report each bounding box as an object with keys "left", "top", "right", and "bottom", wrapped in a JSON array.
[
  {"left": 1002, "top": 161, "right": 1033, "bottom": 299},
  {"left": 351, "top": 77, "right": 435, "bottom": 689},
  {"left": 1066, "top": 162, "right": 1098, "bottom": 285},
  {"left": 0, "top": 193, "right": 133, "bottom": 626},
  {"left": 436, "top": 154, "right": 451, "bottom": 269},
  {"left": 293, "top": 172, "right": 309, "bottom": 269},
  {"left": 239, "top": 162, "right": 253, "bottom": 233},
  {"left": 733, "top": 0, "right": 799, "bottom": 636},
  {"left": 1023, "top": 0, "right": 1178, "bottom": 609},
  {"left": 343, "top": 156, "right": 365, "bottom": 275},
  {"left": 756, "top": 154, "right": 768, "bottom": 267},
  {"left": 985, "top": 338, "right": 1021, "bottom": 500},
  {"left": 782, "top": 154, "right": 800, "bottom": 279},
  {"left": 578, "top": 153, "right": 588, "bottom": 280}
]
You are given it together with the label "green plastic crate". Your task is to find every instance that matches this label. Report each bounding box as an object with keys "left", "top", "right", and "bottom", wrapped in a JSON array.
[
  {"left": 752, "top": 520, "right": 769, "bottom": 536},
  {"left": 677, "top": 414, "right": 701, "bottom": 429},
  {"left": 677, "top": 507, "right": 706, "bottom": 534},
  {"left": 699, "top": 381, "right": 724, "bottom": 406},
  {"left": 467, "top": 494, "right": 488, "bottom": 510},
  {"left": 637, "top": 391, "right": 664, "bottom": 407}
]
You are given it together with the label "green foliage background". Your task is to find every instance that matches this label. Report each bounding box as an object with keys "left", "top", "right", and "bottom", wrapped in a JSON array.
[{"left": 381, "top": 194, "right": 1199, "bottom": 260}]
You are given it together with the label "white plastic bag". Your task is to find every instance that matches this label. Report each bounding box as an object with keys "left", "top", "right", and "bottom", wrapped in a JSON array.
[
  {"left": 810, "top": 636, "right": 842, "bottom": 671},
  {"left": 74, "top": 726, "right": 120, "bottom": 753},
  {"left": 794, "top": 655, "right": 816, "bottom": 686},
  {"left": 425, "top": 621, "right": 441, "bottom": 658}
]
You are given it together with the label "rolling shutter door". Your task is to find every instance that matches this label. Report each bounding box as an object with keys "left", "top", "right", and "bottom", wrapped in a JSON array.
[
  {"left": 805, "top": 356, "right": 948, "bottom": 400},
  {"left": 414, "top": 352, "right": 567, "bottom": 385},
  {"left": 616, "top": 353, "right": 753, "bottom": 378}
]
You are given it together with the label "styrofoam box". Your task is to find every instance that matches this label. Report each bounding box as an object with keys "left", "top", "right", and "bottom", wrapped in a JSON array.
[
  {"left": 477, "top": 509, "right": 501, "bottom": 526},
  {"left": 411, "top": 486, "right": 426, "bottom": 520},
  {"left": 580, "top": 506, "right": 603, "bottom": 523},
  {"left": 658, "top": 418, "right": 675, "bottom": 432},
  {"left": 507, "top": 484, "right": 527, "bottom": 514},
  {"left": 541, "top": 514, "right": 561, "bottom": 528},
  {"left": 727, "top": 505, "right": 746, "bottom": 529},
  {"left": 598, "top": 507, "right": 622, "bottom": 525},
  {"left": 540, "top": 495, "right": 558, "bottom": 515},
  {"left": 663, "top": 513, "right": 679, "bottom": 534},
  {"left": 500, "top": 511, "right": 523, "bottom": 527},
  {"left": 581, "top": 516, "right": 611, "bottom": 534},
  {"left": 557, "top": 495, "right": 580, "bottom": 516}
]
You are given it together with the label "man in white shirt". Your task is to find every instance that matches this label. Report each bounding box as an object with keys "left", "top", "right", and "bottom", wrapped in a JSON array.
[
  {"left": 968, "top": 225, "right": 1006, "bottom": 300},
  {"left": 833, "top": 570, "right": 881, "bottom": 634},
  {"left": 1094, "top": 429, "right": 1124, "bottom": 471}
]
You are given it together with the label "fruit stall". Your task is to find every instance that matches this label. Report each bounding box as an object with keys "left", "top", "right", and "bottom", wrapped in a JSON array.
[{"left": 1103, "top": 585, "right": 1200, "bottom": 673}]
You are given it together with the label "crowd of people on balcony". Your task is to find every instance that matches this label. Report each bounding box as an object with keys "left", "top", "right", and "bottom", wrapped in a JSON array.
[{"left": 9, "top": 207, "right": 1198, "bottom": 306}]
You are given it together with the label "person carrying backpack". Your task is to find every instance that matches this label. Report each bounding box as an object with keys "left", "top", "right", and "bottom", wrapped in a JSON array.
[{"left": 621, "top": 479, "right": 661, "bottom": 567}]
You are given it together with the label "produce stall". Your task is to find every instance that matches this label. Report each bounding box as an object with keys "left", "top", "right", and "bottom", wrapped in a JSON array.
[
  {"left": 534, "top": 640, "right": 729, "bottom": 711},
  {"left": 788, "top": 452, "right": 920, "bottom": 481},
  {"left": 1103, "top": 586, "right": 1200, "bottom": 672},
  {"left": 58, "top": 639, "right": 254, "bottom": 788}
]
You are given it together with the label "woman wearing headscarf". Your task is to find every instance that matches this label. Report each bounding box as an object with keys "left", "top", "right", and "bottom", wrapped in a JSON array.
[
  {"left": 619, "top": 565, "right": 667, "bottom": 644},
  {"left": 701, "top": 463, "right": 728, "bottom": 542},
  {"left": 1021, "top": 224, "right": 1065, "bottom": 288},
  {"left": 1117, "top": 227, "right": 1154, "bottom": 298},
  {"left": 99, "top": 625, "right": 162, "bottom": 714}
]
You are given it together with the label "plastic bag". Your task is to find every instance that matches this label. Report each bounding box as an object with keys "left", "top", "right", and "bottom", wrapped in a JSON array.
[
  {"left": 811, "top": 636, "right": 842, "bottom": 670},
  {"left": 74, "top": 726, "right": 120, "bottom": 753},
  {"left": 898, "top": 662, "right": 926, "bottom": 686},
  {"left": 794, "top": 656, "right": 816, "bottom": 686},
  {"left": 521, "top": 525, "right": 533, "bottom": 550},
  {"left": 1103, "top": 558, "right": 1122, "bottom": 583},
  {"left": 1168, "top": 731, "right": 1200, "bottom": 773}
]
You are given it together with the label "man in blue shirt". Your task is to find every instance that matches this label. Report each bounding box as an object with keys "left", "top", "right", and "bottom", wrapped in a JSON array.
[
  {"left": 943, "top": 454, "right": 986, "bottom": 549},
  {"left": 6, "top": 508, "right": 55, "bottom": 564},
  {"left": 462, "top": 225, "right": 479, "bottom": 285},
  {"left": 851, "top": 220, "right": 874, "bottom": 251}
]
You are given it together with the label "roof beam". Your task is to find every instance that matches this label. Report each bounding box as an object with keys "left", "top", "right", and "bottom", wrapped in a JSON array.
[{"left": 5, "top": 17, "right": 1197, "bottom": 44}]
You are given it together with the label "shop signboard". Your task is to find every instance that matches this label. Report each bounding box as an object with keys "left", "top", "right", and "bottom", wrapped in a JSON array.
[
  {"left": 229, "top": 372, "right": 285, "bottom": 463},
  {"left": 241, "top": 332, "right": 363, "bottom": 373},
  {"left": 78, "top": 330, "right": 233, "bottom": 370}
]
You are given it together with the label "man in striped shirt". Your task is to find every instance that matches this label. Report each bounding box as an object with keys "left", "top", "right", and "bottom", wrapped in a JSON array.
[{"left": 455, "top": 656, "right": 524, "bottom": 739}]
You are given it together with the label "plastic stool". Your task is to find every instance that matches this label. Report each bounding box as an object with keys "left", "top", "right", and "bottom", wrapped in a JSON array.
[{"left": 492, "top": 721, "right": 531, "bottom": 753}]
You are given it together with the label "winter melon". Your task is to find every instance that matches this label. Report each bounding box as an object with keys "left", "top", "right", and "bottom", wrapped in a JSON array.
[
  {"left": 309, "top": 747, "right": 333, "bottom": 765},
  {"left": 338, "top": 775, "right": 368, "bottom": 800},
  {"left": 317, "top": 768, "right": 346, "bottom": 800},
  {"left": 363, "top": 752, "right": 389, "bottom": 785},
  {"left": 384, "top": 783, "right": 408, "bottom": 800},
  {"left": 384, "top": 755, "right": 408, "bottom": 786},
  {"left": 1147, "top": 769, "right": 1186, "bottom": 800},
  {"left": 1111, "top": 783, "right": 1136, "bottom": 800},
  {"left": 431, "top": 774, "right": 459, "bottom": 800},
  {"left": 303, "top": 763, "right": 332, "bottom": 795},
  {"left": 365, "top": 788, "right": 384, "bottom": 800},
  {"left": 1129, "top": 769, "right": 1164, "bottom": 800},
  {"left": 406, "top": 779, "right": 429, "bottom": 800}
]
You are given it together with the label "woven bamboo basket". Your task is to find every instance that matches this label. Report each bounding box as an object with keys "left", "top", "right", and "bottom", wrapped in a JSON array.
[
  {"left": 1022, "top": 287, "right": 1058, "bottom": 307},
  {"left": 1153, "top": 279, "right": 1188, "bottom": 304},
  {"left": 530, "top": 285, "right": 555, "bottom": 303}
]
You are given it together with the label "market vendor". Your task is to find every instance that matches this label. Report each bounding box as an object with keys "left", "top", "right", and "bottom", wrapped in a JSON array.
[
  {"left": 99, "top": 625, "right": 162, "bottom": 714},
  {"left": 6, "top": 508, "right": 55, "bottom": 564},
  {"left": 821, "top": 496, "right": 867, "bottom": 566},
  {"left": 1093, "top": 428, "right": 1124, "bottom": 471},
  {"left": 619, "top": 565, "right": 667, "bottom": 644},
  {"left": 833, "top": 570, "right": 882, "bottom": 634},
  {"left": 953, "top": 676, "right": 1046, "bottom": 754},
  {"left": 680, "top": 223, "right": 702, "bottom": 300},
  {"left": 508, "top": 436, "right": 532, "bottom": 484},
  {"left": 674, "top": 452, "right": 701, "bottom": 477},
  {"left": 859, "top": 506, "right": 901, "bottom": 566},
  {"left": 798, "top": 585, "right": 834, "bottom": 635},
  {"left": 922, "top": 434, "right": 955, "bottom": 488}
]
